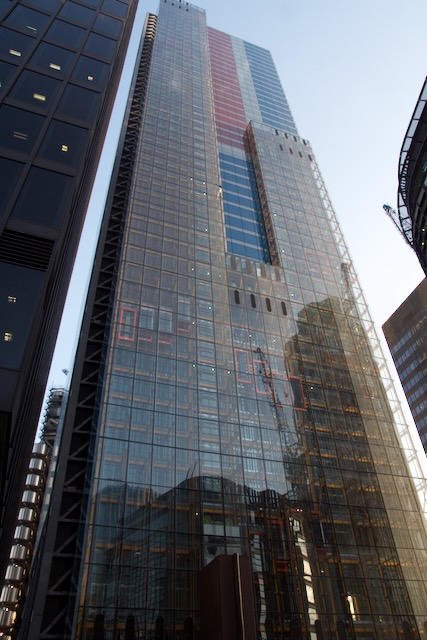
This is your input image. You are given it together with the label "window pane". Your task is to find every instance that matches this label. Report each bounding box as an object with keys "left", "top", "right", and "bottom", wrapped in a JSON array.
[
  {"left": 5, "top": 6, "right": 49, "bottom": 35},
  {"left": 45, "top": 19, "right": 86, "bottom": 49},
  {"left": 23, "top": 0, "right": 61, "bottom": 12},
  {"left": 71, "top": 55, "right": 109, "bottom": 90},
  {"left": 0, "top": 158, "right": 24, "bottom": 220},
  {"left": 0, "top": 0, "right": 13, "bottom": 21},
  {"left": 56, "top": 84, "right": 100, "bottom": 125},
  {"left": 0, "top": 60, "right": 16, "bottom": 98},
  {"left": 0, "top": 263, "right": 44, "bottom": 370},
  {"left": 59, "top": 1, "right": 95, "bottom": 27},
  {"left": 9, "top": 70, "right": 61, "bottom": 112},
  {"left": 37, "top": 120, "right": 87, "bottom": 170},
  {"left": 30, "top": 42, "right": 75, "bottom": 76},
  {"left": 102, "top": 0, "right": 127, "bottom": 18},
  {"left": 0, "top": 105, "right": 43, "bottom": 157},
  {"left": 93, "top": 13, "right": 122, "bottom": 37},
  {"left": 83, "top": 33, "right": 116, "bottom": 61},
  {"left": 11, "top": 167, "right": 73, "bottom": 228},
  {"left": 0, "top": 27, "right": 35, "bottom": 60}
]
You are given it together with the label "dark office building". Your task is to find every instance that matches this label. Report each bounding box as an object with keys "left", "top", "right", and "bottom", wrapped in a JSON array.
[
  {"left": 15, "top": 2, "right": 427, "bottom": 639},
  {"left": 383, "top": 278, "right": 427, "bottom": 453},
  {"left": 0, "top": 0, "right": 138, "bottom": 584},
  {"left": 384, "top": 77, "right": 427, "bottom": 274}
]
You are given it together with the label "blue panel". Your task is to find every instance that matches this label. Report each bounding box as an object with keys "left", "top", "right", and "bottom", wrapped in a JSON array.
[
  {"left": 219, "top": 151, "right": 271, "bottom": 263},
  {"left": 243, "top": 40, "right": 298, "bottom": 135}
]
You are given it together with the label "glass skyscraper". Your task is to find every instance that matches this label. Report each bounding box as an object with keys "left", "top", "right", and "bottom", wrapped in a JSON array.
[{"left": 18, "top": 2, "right": 427, "bottom": 639}]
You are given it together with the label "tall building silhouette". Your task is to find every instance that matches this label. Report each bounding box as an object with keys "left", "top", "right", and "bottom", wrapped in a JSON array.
[
  {"left": 383, "top": 278, "right": 427, "bottom": 454},
  {"left": 16, "top": 2, "right": 427, "bottom": 639},
  {"left": 0, "top": 0, "right": 138, "bottom": 582}
]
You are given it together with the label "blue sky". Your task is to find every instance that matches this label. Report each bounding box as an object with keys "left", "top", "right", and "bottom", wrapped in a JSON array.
[{"left": 43, "top": 0, "right": 426, "bottom": 425}]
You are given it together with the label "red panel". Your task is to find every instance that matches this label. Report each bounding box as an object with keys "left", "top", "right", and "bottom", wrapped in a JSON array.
[
  {"left": 208, "top": 28, "right": 247, "bottom": 149},
  {"left": 118, "top": 306, "right": 136, "bottom": 342}
]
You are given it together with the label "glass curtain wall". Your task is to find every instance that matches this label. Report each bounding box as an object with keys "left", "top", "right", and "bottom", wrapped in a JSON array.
[{"left": 32, "top": 2, "right": 427, "bottom": 638}]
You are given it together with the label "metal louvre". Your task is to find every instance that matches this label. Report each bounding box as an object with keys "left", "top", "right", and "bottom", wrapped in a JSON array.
[{"left": 0, "top": 230, "right": 54, "bottom": 271}]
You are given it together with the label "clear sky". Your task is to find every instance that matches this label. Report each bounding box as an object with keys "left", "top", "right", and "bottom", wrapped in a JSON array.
[{"left": 42, "top": 0, "right": 426, "bottom": 429}]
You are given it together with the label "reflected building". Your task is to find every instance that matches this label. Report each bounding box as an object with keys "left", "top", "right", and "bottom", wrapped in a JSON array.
[
  {"left": 383, "top": 278, "right": 427, "bottom": 453},
  {"left": 20, "top": 2, "right": 427, "bottom": 639}
]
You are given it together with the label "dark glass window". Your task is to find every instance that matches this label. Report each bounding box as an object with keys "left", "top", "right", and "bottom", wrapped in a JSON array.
[
  {"left": 266, "top": 298, "right": 272, "bottom": 312},
  {"left": 46, "top": 20, "right": 86, "bottom": 50},
  {"left": 10, "top": 70, "right": 61, "bottom": 112},
  {"left": 56, "top": 85, "right": 100, "bottom": 125},
  {"left": 83, "top": 33, "right": 116, "bottom": 61},
  {"left": 0, "top": 263, "right": 44, "bottom": 370},
  {"left": 102, "top": 0, "right": 127, "bottom": 18},
  {"left": 71, "top": 55, "right": 109, "bottom": 90},
  {"left": 0, "top": 60, "right": 16, "bottom": 97},
  {"left": 281, "top": 301, "right": 287, "bottom": 316},
  {"left": 5, "top": 6, "right": 49, "bottom": 35},
  {"left": 59, "top": 2, "right": 95, "bottom": 27},
  {"left": 0, "top": 27, "right": 35, "bottom": 60},
  {"left": 250, "top": 294, "right": 256, "bottom": 308},
  {"left": 0, "top": 0, "right": 13, "bottom": 20},
  {"left": 0, "top": 158, "right": 24, "bottom": 220},
  {"left": 234, "top": 290, "right": 240, "bottom": 305},
  {"left": 11, "top": 166, "right": 72, "bottom": 228},
  {"left": 79, "top": 0, "right": 100, "bottom": 7},
  {"left": 0, "top": 105, "right": 44, "bottom": 157},
  {"left": 30, "top": 42, "right": 75, "bottom": 76},
  {"left": 93, "top": 13, "right": 122, "bottom": 37},
  {"left": 22, "top": 0, "right": 61, "bottom": 12},
  {"left": 37, "top": 120, "right": 87, "bottom": 170}
]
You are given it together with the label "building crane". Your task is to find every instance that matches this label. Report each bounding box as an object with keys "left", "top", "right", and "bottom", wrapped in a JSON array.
[
  {"left": 383, "top": 203, "right": 414, "bottom": 247},
  {"left": 254, "top": 347, "right": 288, "bottom": 434}
]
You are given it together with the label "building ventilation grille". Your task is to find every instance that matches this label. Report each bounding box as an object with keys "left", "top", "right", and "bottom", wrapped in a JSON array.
[{"left": 0, "top": 230, "right": 54, "bottom": 271}]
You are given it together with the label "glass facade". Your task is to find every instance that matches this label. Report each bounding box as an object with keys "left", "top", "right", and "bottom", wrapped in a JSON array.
[
  {"left": 383, "top": 278, "right": 427, "bottom": 453},
  {"left": 26, "top": 2, "right": 427, "bottom": 639},
  {"left": 0, "top": 0, "right": 138, "bottom": 603}
]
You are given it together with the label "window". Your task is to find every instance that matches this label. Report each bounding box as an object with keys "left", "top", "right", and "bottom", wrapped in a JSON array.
[
  {"left": 118, "top": 307, "right": 136, "bottom": 342},
  {"left": 10, "top": 70, "right": 61, "bottom": 112},
  {"left": 102, "top": 0, "right": 128, "bottom": 18},
  {"left": 37, "top": 120, "right": 87, "bottom": 170},
  {"left": 94, "top": 13, "right": 122, "bottom": 37},
  {"left": 159, "top": 310, "right": 172, "bottom": 333},
  {"left": 139, "top": 306, "right": 154, "bottom": 331},
  {"left": 56, "top": 85, "right": 100, "bottom": 125},
  {"left": 11, "top": 167, "right": 72, "bottom": 228},
  {"left": 0, "top": 105, "right": 44, "bottom": 157},
  {"left": 0, "top": 158, "right": 24, "bottom": 216},
  {"left": 46, "top": 20, "right": 86, "bottom": 49},
  {"left": 266, "top": 298, "right": 272, "bottom": 312},
  {"left": 59, "top": 1, "right": 95, "bottom": 27},
  {"left": 234, "top": 290, "right": 240, "bottom": 304},
  {"left": 24, "top": 0, "right": 61, "bottom": 11},
  {"left": 30, "top": 42, "right": 74, "bottom": 76},
  {"left": 0, "top": 60, "right": 16, "bottom": 98},
  {"left": 72, "top": 56, "right": 109, "bottom": 90},
  {"left": 83, "top": 33, "right": 116, "bottom": 62},
  {"left": 250, "top": 294, "right": 256, "bottom": 309},
  {"left": 281, "top": 301, "right": 287, "bottom": 316},
  {"left": 5, "top": 6, "right": 49, "bottom": 34}
]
